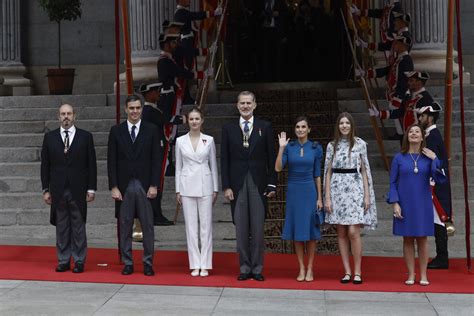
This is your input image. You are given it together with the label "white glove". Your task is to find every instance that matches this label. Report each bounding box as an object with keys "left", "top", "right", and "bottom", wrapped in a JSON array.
[
  {"left": 355, "top": 38, "right": 368, "bottom": 48},
  {"left": 209, "top": 42, "right": 217, "bottom": 55},
  {"left": 206, "top": 67, "right": 214, "bottom": 78},
  {"left": 354, "top": 68, "right": 366, "bottom": 78},
  {"left": 214, "top": 7, "right": 223, "bottom": 16},
  {"left": 368, "top": 105, "right": 379, "bottom": 117},
  {"left": 350, "top": 4, "right": 361, "bottom": 15}
]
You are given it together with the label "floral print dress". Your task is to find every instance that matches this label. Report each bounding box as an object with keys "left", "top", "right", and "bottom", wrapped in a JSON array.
[{"left": 323, "top": 137, "right": 377, "bottom": 229}]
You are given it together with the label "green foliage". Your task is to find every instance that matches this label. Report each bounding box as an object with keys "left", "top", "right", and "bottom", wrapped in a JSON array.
[{"left": 39, "top": 0, "right": 82, "bottom": 23}]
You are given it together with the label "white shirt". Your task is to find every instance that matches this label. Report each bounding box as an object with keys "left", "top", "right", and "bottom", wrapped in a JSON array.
[
  {"left": 60, "top": 125, "right": 76, "bottom": 145},
  {"left": 239, "top": 116, "right": 254, "bottom": 136},
  {"left": 60, "top": 125, "right": 95, "bottom": 194},
  {"left": 127, "top": 120, "right": 141, "bottom": 139}
]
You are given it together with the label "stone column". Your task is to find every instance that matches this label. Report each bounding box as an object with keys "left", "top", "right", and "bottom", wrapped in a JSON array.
[
  {"left": 0, "top": 0, "right": 32, "bottom": 95},
  {"left": 375, "top": 0, "right": 469, "bottom": 83},
  {"left": 119, "top": 0, "right": 200, "bottom": 89}
]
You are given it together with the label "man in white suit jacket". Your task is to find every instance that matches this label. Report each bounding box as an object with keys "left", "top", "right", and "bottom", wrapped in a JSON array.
[{"left": 175, "top": 126, "right": 219, "bottom": 276}]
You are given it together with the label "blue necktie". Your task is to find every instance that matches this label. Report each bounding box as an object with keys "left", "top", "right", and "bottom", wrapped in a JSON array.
[
  {"left": 131, "top": 125, "right": 136, "bottom": 143},
  {"left": 243, "top": 121, "right": 250, "bottom": 134}
]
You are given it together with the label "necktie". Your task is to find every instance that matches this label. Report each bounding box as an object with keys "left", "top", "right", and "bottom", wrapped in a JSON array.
[
  {"left": 243, "top": 121, "right": 250, "bottom": 134},
  {"left": 64, "top": 130, "right": 70, "bottom": 154},
  {"left": 131, "top": 125, "right": 136, "bottom": 143}
]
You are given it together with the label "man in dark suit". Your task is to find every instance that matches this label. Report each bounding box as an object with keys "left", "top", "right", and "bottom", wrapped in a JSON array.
[
  {"left": 221, "top": 91, "right": 277, "bottom": 281},
  {"left": 41, "top": 104, "right": 97, "bottom": 273},
  {"left": 107, "top": 95, "right": 162, "bottom": 276}
]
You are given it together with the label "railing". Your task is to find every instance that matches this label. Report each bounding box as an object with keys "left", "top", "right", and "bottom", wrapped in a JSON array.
[{"left": 340, "top": 3, "right": 390, "bottom": 171}]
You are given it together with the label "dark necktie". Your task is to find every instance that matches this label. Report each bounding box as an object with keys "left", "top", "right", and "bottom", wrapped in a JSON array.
[
  {"left": 64, "top": 130, "right": 70, "bottom": 154},
  {"left": 243, "top": 121, "right": 250, "bottom": 134},
  {"left": 131, "top": 125, "right": 136, "bottom": 143}
]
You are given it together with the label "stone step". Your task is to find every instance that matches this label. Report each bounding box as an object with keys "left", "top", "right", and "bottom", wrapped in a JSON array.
[
  {"left": 0, "top": 132, "right": 109, "bottom": 147},
  {"left": 338, "top": 97, "right": 473, "bottom": 114},
  {"left": 336, "top": 85, "right": 474, "bottom": 101},
  {"left": 0, "top": 95, "right": 110, "bottom": 108},
  {"left": 350, "top": 111, "right": 474, "bottom": 128},
  {"left": 361, "top": 233, "right": 474, "bottom": 258},
  {"left": 0, "top": 107, "right": 118, "bottom": 122}
]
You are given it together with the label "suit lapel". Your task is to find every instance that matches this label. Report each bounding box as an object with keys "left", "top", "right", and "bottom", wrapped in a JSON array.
[
  {"left": 119, "top": 122, "right": 134, "bottom": 160},
  {"left": 66, "top": 128, "right": 81, "bottom": 161},
  {"left": 133, "top": 123, "right": 146, "bottom": 158},
  {"left": 248, "top": 119, "right": 260, "bottom": 155}
]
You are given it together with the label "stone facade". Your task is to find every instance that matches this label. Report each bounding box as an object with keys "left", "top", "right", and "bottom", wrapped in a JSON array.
[{"left": 0, "top": 0, "right": 472, "bottom": 95}]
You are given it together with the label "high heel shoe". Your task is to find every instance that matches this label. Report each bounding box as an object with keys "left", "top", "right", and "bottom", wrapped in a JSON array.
[
  {"left": 190, "top": 269, "right": 200, "bottom": 277},
  {"left": 296, "top": 269, "right": 305, "bottom": 282},
  {"left": 340, "top": 273, "right": 351, "bottom": 284},
  {"left": 419, "top": 280, "right": 430, "bottom": 286},
  {"left": 305, "top": 269, "right": 314, "bottom": 282},
  {"left": 405, "top": 274, "right": 416, "bottom": 285},
  {"left": 200, "top": 269, "right": 209, "bottom": 277}
]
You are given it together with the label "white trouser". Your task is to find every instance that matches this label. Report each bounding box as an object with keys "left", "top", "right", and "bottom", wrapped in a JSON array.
[{"left": 181, "top": 195, "right": 213, "bottom": 269}]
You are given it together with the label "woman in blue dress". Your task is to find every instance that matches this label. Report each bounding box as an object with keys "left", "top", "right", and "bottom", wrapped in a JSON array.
[
  {"left": 275, "top": 116, "right": 323, "bottom": 282},
  {"left": 388, "top": 124, "right": 446, "bottom": 286}
]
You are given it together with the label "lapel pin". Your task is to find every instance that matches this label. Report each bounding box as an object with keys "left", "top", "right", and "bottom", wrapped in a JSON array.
[{"left": 202, "top": 139, "right": 207, "bottom": 145}]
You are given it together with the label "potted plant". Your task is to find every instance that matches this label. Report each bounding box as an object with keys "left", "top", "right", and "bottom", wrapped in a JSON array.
[{"left": 39, "top": 0, "right": 82, "bottom": 95}]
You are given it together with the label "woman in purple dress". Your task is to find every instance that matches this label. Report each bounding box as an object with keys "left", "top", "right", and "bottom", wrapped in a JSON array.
[
  {"left": 388, "top": 124, "right": 446, "bottom": 286},
  {"left": 275, "top": 116, "right": 323, "bottom": 282}
]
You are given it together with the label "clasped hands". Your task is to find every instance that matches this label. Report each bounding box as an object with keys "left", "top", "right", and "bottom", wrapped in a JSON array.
[{"left": 111, "top": 186, "right": 158, "bottom": 201}]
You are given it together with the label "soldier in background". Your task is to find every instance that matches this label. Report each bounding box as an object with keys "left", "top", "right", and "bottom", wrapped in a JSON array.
[
  {"left": 369, "top": 71, "right": 433, "bottom": 137},
  {"left": 418, "top": 103, "right": 452, "bottom": 270},
  {"left": 359, "top": 35, "right": 414, "bottom": 140},
  {"left": 140, "top": 81, "right": 186, "bottom": 227}
]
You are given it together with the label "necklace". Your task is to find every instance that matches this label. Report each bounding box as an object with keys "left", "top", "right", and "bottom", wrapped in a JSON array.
[{"left": 409, "top": 153, "right": 420, "bottom": 174}]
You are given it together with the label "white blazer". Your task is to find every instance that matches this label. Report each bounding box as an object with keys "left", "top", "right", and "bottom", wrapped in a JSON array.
[{"left": 175, "top": 132, "right": 219, "bottom": 197}]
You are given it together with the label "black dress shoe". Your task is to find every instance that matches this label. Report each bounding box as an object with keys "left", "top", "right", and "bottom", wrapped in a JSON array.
[
  {"left": 122, "top": 265, "right": 134, "bottom": 275},
  {"left": 144, "top": 264, "right": 155, "bottom": 276},
  {"left": 73, "top": 262, "right": 84, "bottom": 273},
  {"left": 252, "top": 273, "right": 265, "bottom": 281},
  {"left": 237, "top": 273, "right": 251, "bottom": 281},
  {"left": 427, "top": 257, "right": 449, "bottom": 269},
  {"left": 156, "top": 219, "right": 174, "bottom": 226},
  {"left": 55, "top": 264, "right": 70, "bottom": 272}
]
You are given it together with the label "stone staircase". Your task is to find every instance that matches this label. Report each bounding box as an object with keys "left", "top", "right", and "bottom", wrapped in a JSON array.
[{"left": 0, "top": 85, "right": 473, "bottom": 258}]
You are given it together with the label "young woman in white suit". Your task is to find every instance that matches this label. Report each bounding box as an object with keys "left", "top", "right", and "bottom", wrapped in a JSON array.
[{"left": 175, "top": 107, "right": 219, "bottom": 277}]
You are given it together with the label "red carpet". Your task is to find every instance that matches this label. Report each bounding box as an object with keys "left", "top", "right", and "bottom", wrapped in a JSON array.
[{"left": 0, "top": 245, "right": 472, "bottom": 293}]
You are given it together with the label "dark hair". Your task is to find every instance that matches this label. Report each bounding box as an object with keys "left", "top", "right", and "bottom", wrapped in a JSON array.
[
  {"left": 332, "top": 112, "right": 356, "bottom": 159},
  {"left": 426, "top": 111, "right": 440, "bottom": 123},
  {"left": 237, "top": 90, "right": 256, "bottom": 103},
  {"left": 294, "top": 115, "right": 310, "bottom": 128},
  {"left": 125, "top": 94, "right": 142, "bottom": 108},
  {"left": 401, "top": 124, "right": 426, "bottom": 154},
  {"left": 187, "top": 106, "right": 204, "bottom": 119}
]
